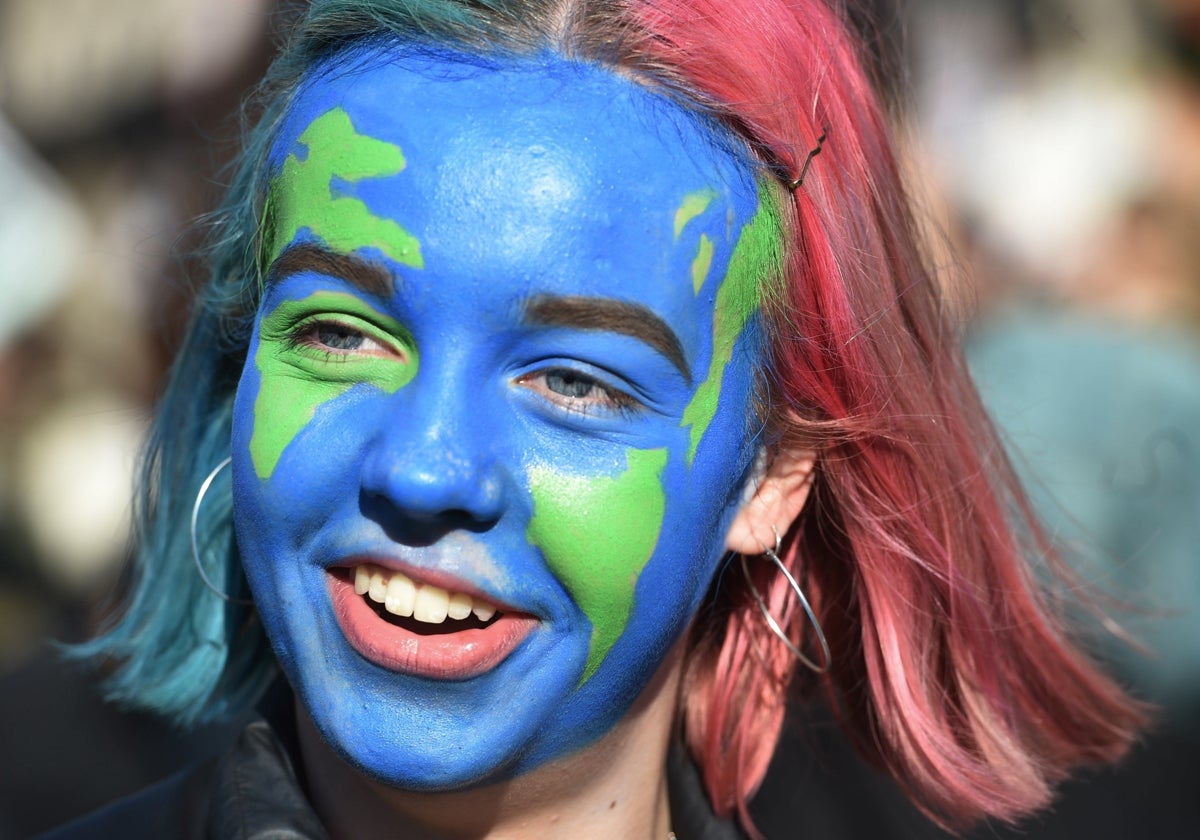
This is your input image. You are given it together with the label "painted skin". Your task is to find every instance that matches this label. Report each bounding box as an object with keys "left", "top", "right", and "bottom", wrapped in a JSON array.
[{"left": 231, "top": 45, "right": 779, "bottom": 789}]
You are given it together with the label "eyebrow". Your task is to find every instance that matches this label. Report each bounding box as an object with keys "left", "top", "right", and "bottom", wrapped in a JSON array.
[
  {"left": 524, "top": 295, "right": 690, "bottom": 381},
  {"left": 266, "top": 243, "right": 394, "bottom": 298}
]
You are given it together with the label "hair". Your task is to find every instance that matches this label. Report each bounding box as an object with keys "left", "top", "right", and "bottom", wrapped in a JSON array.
[{"left": 75, "top": 0, "right": 1145, "bottom": 835}]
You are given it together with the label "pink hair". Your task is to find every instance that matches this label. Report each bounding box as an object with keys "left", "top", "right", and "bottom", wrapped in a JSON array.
[{"left": 619, "top": 0, "right": 1145, "bottom": 833}]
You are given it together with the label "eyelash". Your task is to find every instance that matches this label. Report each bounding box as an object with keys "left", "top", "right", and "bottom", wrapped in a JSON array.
[
  {"left": 516, "top": 367, "right": 641, "bottom": 418},
  {"left": 280, "top": 317, "right": 641, "bottom": 418},
  {"left": 283, "top": 319, "right": 388, "bottom": 362}
]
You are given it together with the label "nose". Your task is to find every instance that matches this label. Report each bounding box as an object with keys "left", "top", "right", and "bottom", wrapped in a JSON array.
[{"left": 360, "top": 383, "right": 510, "bottom": 531}]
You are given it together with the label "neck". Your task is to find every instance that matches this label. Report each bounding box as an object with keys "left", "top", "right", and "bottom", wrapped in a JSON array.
[{"left": 297, "top": 646, "right": 683, "bottom": 840}]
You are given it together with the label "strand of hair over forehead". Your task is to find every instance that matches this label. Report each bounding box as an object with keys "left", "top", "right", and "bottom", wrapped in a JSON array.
[{"left": 281, "top": 0, "right": 566, "bottom": 57}]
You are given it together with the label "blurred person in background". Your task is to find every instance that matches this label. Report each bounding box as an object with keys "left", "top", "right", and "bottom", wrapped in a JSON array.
[
  {"left": 907, "top": 0, "right": 1200, "bottom": 715},
  {"left": 897, "top": 2, "right": 1200, "bottom": 835}
]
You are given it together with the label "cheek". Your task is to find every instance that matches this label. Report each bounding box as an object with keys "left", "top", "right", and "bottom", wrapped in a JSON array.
[
  {"left": 231, "top": 342, "right": 346, "bottom": 562},
  {"left": 245, "top": 335, "right": 355, "bottom": 481},
  {"left": 232, "top": 356, "right": 292, "bottom": 565},
  {"left": 525, "top": 448, "right": 668, "bottom": 685}
]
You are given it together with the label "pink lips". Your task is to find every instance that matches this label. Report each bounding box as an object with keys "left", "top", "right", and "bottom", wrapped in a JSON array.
[{"left": 328, "top": 569, "right": 537, "bottom": 680}]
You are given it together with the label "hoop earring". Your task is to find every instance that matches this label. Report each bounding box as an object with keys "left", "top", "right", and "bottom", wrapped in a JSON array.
[
  {"left": 740, "top": 524, "right": 831, "bottom": 674},
  {"left": 191, "top": 456, "right": 253, "bottom": 605}
]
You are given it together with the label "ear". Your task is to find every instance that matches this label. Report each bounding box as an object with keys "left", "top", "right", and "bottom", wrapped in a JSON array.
[{"left": 725, "top": 446, "right": 816, "bottom": 554}]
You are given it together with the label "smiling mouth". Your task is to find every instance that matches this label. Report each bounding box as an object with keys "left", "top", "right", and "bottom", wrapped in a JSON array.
[
  {"left": 329, "top": 565, "right": 537, "bottom": 679},
  {"left": 354, "top": 564, "right": 500, "bottom": 628}
]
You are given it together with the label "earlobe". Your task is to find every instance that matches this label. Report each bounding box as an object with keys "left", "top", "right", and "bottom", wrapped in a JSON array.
[{"left": 725, "top": 447, "right": 816, "bottom": 555}]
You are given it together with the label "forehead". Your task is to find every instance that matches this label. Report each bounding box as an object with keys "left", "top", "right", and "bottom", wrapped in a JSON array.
[{"left": 267, "top": 45, "right": 760, "bottom": 333}]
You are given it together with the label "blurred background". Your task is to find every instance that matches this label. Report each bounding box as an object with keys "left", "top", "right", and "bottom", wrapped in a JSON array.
[{"left": 0, "top": 0, "right": 1196, "bottom": 837}]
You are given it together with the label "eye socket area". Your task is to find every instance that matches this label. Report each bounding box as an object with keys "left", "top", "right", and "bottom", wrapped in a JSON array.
[
  {"left": 287, "top": 316, "right": 404, "bottom": 362},
  {"left": 514, "top": 366, "right": 640, "bottom": 417},
  {"left": 307, "top": 320, "right": 388, "bottom": 355}
]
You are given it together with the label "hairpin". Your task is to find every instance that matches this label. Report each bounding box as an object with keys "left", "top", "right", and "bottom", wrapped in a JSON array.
[{"left": 788, "top": 128, "right": 829, "bottom": 191}]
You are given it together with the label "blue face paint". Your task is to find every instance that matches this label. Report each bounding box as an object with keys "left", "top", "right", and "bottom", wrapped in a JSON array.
[{"left": 231, "top": 45, "right": 770, "bottom": 789}]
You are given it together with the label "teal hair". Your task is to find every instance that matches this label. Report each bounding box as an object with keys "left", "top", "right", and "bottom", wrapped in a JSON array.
[{"left": 75, "top": 0, "right": 593, "bottom": 725}]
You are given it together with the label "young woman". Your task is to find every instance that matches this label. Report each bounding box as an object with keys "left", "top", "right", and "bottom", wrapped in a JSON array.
[{"left": 57, "top": 1, "right": 1143, "bottom": 837}]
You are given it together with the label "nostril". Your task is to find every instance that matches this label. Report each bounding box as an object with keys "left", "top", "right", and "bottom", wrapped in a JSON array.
[
  {"left": 360, "top": 493, "right": 500, "bottom": 547},
  {"left": 359, "top": 451, "right": 508, "bottom": 544}
]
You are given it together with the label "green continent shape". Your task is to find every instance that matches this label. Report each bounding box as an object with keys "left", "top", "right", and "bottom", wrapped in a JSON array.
[
  {"left": 250, "top": 291, "right": 418, "bottom": 479},
  {"left": 680, "top": 187, "right": 783, "bottom": 463},
  {"left": 267, "top": 107, "right": 423, "bottom": 268},
  {"left": 526, "top": 448, "right": 668, "bottom": 686},
  {"left": 673, "top": 188, "right": 718, "bottom": 240}
]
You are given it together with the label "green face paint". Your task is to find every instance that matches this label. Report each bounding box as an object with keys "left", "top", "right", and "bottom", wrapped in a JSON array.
[
  {"left": 674, "top": 188, "right": 718, "bottom": 294},
  {"left": 519, "top": 187, "right": 777, "bottom": 685},
  {"left": 250, "top": 290, "right": 418, "bottom": 478},
  {"left": 673, "top": 188, "right": 718, "bottom": 240},
  {"left": 265, "top": 107, "right": 424, "bottom": 269},
  {"left": 525, "top": 448, "right": 668, "bottom": 685},
  {"left": 680, "top": 186, "right": 783, "bottom": 463}
]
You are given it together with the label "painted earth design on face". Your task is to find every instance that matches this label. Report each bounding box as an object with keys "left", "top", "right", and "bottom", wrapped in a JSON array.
[
  {"left": 675, "top": 188, "right": 717, "bottom": 295},
  {"left": 521, "top": 185, "right": 780, "bottom": 686},
  {"left": 250, "top": 290, "right": 418, "bottom": 478},
  {"left": 674, "top": 188, "right": 717, "bottom": 239},
  {"left": 526, "top": 447, "right": 668, "bottom": 685},
  {"left": 681, "top": 193, "right": 783, "bottom": 463},
  {"left": 231, "top": 47, "right": 774, "bottom": 789},
  {"left": 265, "top": 106, "right": 424, "bottom": 269}
]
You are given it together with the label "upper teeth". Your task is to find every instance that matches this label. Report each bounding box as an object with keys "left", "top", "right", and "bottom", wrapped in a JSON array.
[{"left": 354, "top": 565, "right": 497, "bottom": 624}]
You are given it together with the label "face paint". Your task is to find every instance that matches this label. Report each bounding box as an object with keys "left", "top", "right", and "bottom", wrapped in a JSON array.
[
  {"left": 250, "top": 290, "right": 418, "bottom": 478},
  {"left": 231, "top": 46, "right": 771, "bottom": 790},
  {"left": 681, "top": 197, "right": 783, "bottom": 463},
  {"left": 675, "top": 188, "right": 720, "bottom": 296},
  {"left": 526, "top": 447, "right": 668, "bottom": 685},
  {"left": 266, "top": 106, "right": 423, "bottom": 268},
  {"left": 674, "top": 188, "right": 718, "bottom": 239},
  {"left": 691, "top": 235, "right": 715, "bottom": 295}
]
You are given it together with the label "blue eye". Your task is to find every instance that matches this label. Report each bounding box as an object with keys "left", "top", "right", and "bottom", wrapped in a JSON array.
[
  {"left": 317, "top": 323, "right": 368, "bottom": 351},
  {"left": 285, "top": 319, "right": 390, "bottom": 359},
  {"left": 517, "top": 367, "right": 639, "bottom": 417},
  {"left": 545, "top": 370, "right": 598, "bottom": 399}
]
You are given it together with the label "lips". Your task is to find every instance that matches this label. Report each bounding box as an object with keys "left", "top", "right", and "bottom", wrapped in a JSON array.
[{"left": 328, "top": 565, "right": 538, "bottom": 680}]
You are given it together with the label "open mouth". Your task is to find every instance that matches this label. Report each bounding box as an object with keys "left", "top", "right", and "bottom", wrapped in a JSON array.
[
  {"left": 364, "top": 598, "right": 498, "bottom": 635},
  {"left": 328, "top": 564, "right": 537, "bottom": 679},
  {"left": 353, "top": 564, "right": 501, "bottom": 632}
]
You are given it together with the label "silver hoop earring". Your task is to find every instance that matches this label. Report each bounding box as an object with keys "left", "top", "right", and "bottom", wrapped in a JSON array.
[
  {"left": 740, "top": 524, "right": 831, "bottom": 674},
  {"left": 191, "top": 456, "right": 253, "bottom": 605}
]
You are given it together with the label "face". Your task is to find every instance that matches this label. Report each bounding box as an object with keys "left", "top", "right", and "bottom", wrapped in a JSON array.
[{"left": 231, "top": 44, "right": 779, "bottom": 789}]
